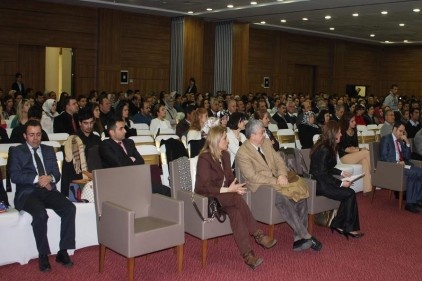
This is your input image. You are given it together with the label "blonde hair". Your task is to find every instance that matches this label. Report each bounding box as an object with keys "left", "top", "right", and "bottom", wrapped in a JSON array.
[
  {"left": 200, "top": 126, "right": 226, "bottom": 161},
  {"left": 190, "top": 107, "right": 208, "bottom": 131},
  {"left": 16, "top": 99, "right": 30, "bottom": 121}
]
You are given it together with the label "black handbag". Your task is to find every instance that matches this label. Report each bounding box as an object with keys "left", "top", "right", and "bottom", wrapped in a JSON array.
[{"left": 192, "top": 195, "right": 226, "bottom": 223}]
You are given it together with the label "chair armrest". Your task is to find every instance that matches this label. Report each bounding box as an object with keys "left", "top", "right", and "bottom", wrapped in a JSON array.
[
  {"left": 177, "top": 189, "right": 208, "bottom": 218},
  {"left": 410, "top": 159, "right": 422, "bottom": 168},
  {"left": 372, "top": 161, "right": 405, "bottom": 191},
  {"left": 302, "top": 177, "right": 317, "bottom": 197},
  {"left": 251, "top": 185, "right": 281, "bottom": 224},
  {"left": 99, "top": 201, "right": 134, "bottom": 254},
  {"left": 150, "top": 193, "right": 184, "bottom": 224}
]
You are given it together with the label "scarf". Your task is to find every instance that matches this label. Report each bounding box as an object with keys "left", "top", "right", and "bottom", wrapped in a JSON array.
[
  {"left": 64, "top": 135, "right": 88, "bottom": 177},
  {"left": 301, "top": 111, "right": 319, "bottom": 129}
]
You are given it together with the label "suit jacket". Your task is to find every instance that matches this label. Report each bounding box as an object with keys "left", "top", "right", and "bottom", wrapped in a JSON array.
[
  {"left": 284, "top": 113, "right": 297, "bottom": 126},
  {"left": 195, "top": 151, "right": 234, "bottom": 197},
  {"left": 99, "top": 138, "right": 144, "bottom": 168},
  {"left": 53, "top": 111, "right": 79, "bottom": 134},
  {"left": 176, "top": 118, "right": 190, "bottom": 138},
  {"left": 272, "top": 113, "right": 288, "bottom": 129},
  {"left": 379, "top": 134, "right": 412, "bottom": 164},
  {"left": 309, "top": 145, "right": 342, "bottom": 193},
  {"left": 9, "top": 144, "right": 61, "bottom": 210},
  {"left": 236, "top": 139, "right": 288, "bottom": 192},
  {"left": 11, "top": 82, "right": 25, "bottom": 94}
]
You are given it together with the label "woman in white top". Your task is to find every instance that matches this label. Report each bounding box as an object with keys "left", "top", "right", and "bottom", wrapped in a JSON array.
[
  {"left": 226, "top": 112, "right": 246, "bottom": 167},
  {"left": 41, "top": 99, "right": 59, "bottom": 133},
  {"left": 150, "top": 103, "right": 171, "bottom": 135}
]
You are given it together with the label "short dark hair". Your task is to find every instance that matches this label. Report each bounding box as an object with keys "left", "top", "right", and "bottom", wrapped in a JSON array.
[
  {"left": 28, "top": 106, "right": 43, "bottom": 120},
  {"left": 227, "top": 112, "right": 245, "bottom": 130},
  {"left": 106, "top": 118, "right": 124, "bottom": 132},
  {"left": 184, "top": 105, "right": 195, "bottom": 116},
  {"left": 15, "top": 72, "right": 22, "bottom": 78},
  {"left": 393, "top": 120, "right": 405, "bottom": 129},
  {"left": 63, "top": 96, "right": 76, "bottom": 107},
  {"left": 24, "top": 119, "right": 42, "bottom": 133},
  {"left": 409, "top": 107, "right": 420, "bottom": 116},
  {"left": 78, "top": 107, "right": 94, "bottom": 122},
  {"left": 77, "top": 94, "right": 87, "bottom": 102}
]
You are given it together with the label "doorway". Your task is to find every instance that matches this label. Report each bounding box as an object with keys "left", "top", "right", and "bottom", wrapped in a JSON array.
[{"left": 45, "top": 47, "right": 73, "bottom": 98}]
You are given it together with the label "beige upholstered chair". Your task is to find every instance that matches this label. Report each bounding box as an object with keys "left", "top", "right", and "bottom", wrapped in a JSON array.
[
  {"left": 93, "top": 165, "right": 184, "bottom": 281},
  {"left": 169, "top": 156, "right": 250, "bottom": 267},
  {"left": 369, "top": 142, "right": 422, "bottom": 209}
]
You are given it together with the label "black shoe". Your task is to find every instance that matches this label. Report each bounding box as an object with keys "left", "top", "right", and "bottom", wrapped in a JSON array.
[
  {"left": 416, "top": 201, "right": 422, "bottom": 208},
  {"left": 293, "top": 239, "right": 312, "bottom": 252},
  {"left": 39, "top": 254, "right": 51, "bottom": 272},
  {"left": 405, "top": 204, "right": 420, "bottom": 214},
  {"left": 310, "top": 236, "right": 322, "bottom": 251},
  {"left": 55, "top": 250, "right": 74, "bottom": 268},
  {"left": 330, "top": 226, "right": 344, "bottom": 235},
  {"left": 343, "top": 232, "right": 365, "bottom": 240}
]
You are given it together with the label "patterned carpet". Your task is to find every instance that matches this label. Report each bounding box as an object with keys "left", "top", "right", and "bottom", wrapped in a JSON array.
[{"left": 1, "top": 189, "right": 422, "bottom": 281}]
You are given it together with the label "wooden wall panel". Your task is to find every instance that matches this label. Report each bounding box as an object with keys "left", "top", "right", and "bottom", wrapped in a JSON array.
[
  {"left": 183, "top": 17, "right": 204, "bottom": 93},
  {"left": 232, "top": 23, "right": 249, "bottom": 96},
  {"left": 202, "top": 22, "right": 215, "bottom": 94}
]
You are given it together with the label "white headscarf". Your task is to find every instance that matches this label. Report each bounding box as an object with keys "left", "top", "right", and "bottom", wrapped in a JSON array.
[{"left": 42, "top": 99, "right": 59, "bottom": 118}]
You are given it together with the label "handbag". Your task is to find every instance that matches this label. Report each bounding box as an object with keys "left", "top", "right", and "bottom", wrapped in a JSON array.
[{"left": 192, "top": 195, "right": 226, "bottom": 223}]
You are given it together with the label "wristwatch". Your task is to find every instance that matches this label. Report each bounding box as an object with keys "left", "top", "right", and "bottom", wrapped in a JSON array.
[{"left": 49, "top": 174, "right": 56, "bottom": 183}]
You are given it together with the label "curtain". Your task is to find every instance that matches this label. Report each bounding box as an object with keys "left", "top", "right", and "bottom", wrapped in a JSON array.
[
  {"left": 214, "top": 21, "right": 233, "bottom": 95},
  {"left": 170, "top": 17, "right": 184, "bottom": 94}
]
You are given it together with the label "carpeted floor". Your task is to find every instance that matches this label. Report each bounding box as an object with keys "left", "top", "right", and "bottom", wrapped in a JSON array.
[{"left": 1, "top": 189, "right": 422, "bottom": 281}]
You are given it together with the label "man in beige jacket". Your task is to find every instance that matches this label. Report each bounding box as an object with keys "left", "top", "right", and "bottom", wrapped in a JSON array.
[{"left": 236, "top": 119, "right": 322, "bottom": 252}]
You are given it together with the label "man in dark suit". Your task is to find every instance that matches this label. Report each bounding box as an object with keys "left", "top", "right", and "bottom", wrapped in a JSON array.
[
  {"left": 272, "top": 102, "right": 289, "bottom": 129},
  {"left": 99, "top": 119, "right": 170, "bottom": 196},
  {"left": 405, "top": 108, "right": 421, "bottom": 138},
  {"left": 176, "top": 105, "right": 194, "bottom": 138},
  {"left": 10, "top": 106, "right": 49, "bottom": 143},
  {"left": 53, "top": 96, "right": 79, "bottom": 134},
  {"left": 9, "top": 120, "right": 76, "bottom": 272},
  {"left": 330, "top": 104, "right": 345, "bottom": 122},
  {"left": 11, "top": 72, "right": 25, "bottom": 95},
  {"left": 379, "top": 121, "right": 422, "bottom": 213}
]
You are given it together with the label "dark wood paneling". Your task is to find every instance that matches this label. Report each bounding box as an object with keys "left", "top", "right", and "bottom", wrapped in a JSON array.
[
  {"left": 183, "top": 17, "right": 204, "bottom": 93},
  {"left": 232, "top": 23, "right": 249, "bottom": 96},
  {"left": 202, "top": 22, "right": 215, "bottom": 94},
  {"left": 18, "top": 45, "right": 45, "bottom": 93}
]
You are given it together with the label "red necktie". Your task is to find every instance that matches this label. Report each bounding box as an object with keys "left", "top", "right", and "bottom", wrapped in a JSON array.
[{"left": 395, "top": 140, "right": 403, "bottom": 161}]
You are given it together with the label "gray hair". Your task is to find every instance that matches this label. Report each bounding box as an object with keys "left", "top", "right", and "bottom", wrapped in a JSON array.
[{"left": 245, "top": 119, "right": 265, "bottom": 139}]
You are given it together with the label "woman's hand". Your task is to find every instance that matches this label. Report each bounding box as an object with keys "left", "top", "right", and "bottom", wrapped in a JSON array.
[
  {"left": 341, "top": 171, "right": 352, "bottom": 178},
  {"left": 342, "top": 181, "right": 352, "bottom": 188},
  {"left": 277, "top": 175, "right": 288, "bottom": 185},
  {"left": 228, "top": 178, "right": 247, "bottom": 195}
]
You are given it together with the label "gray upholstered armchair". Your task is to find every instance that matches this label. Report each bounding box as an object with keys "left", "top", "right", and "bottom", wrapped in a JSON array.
[
  {"left": 93, "top": 165, "right": 184, "bottom": 281},
  {"left": 169, "top": 156, "right": 250, "bottom": 267}
]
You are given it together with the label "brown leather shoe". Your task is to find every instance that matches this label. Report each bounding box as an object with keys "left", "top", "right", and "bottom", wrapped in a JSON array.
[
  {"left": 242, "top": 250, "right": 263, "bottom": 270},
  {"left": 253, "top": 230, "right": 277, "bottom": 249}
]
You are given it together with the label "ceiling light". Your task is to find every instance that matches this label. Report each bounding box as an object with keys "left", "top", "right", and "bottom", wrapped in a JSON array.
[
  {"left": 187, "top": 11, "right": 193, "bottom": 14},
  {"left": 250, "top": 1, "right": 258, "bottom": 4},
  {"left": 399, "top": 23, "right": 405, "bottom": 27},
  {"left": 227, "top": 4, "right": 234, "bottom": 8},
  {"left": 325, "top": 15, "right": 331, "bottom": 20},
  {"left": 280, "top": 19, "right": 287, "bottom": 23},
  {"left": 413, "top": 8, "right": 420, "bottom": 12},
  {"left": 329, "top": 27, "right": 335, "bottom": 31},
  {"left": 370, "top": 34, "right": 375, "bottom": 37},
  {"left": 302, "top": 17, "right": 308, "bottom": 21},
  {"left": 381, "top": 11, "right": 388, "bottom": 15},
  {"left": 206, "top": 8, "right": 212, "bottom": 11},
  {"left": 404, "top": 40, "right": 409, "bottom": 43},
  {"left": 260, "top": 21, "right": 266, "bottom": 24},
  {"left": 352, "top": 13, "right": 359, "bottom": 17},
  {"left": 384, "top": 40, "right": 391, "bottom": 43}
]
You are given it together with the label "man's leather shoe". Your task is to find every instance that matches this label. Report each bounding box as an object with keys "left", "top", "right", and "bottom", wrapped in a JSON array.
[
  {"left": 416, "top": 201, "right": 422, "bottom": 208},
  {"left": 253, "top": 230, "right": 277, "bottom": 249},
  {"left": 55, "top": 250, "right": 74, "bottom": 267},
  {"left": 293, "top": 239, "right": 312, "bottom": 252},
  {"left": 405, "top": 204, "right": 420, "bottom": 214},
  {"left": 310, "top": 236, "right": 322, "bottom": 251},
  {"left": 39, "top": 254, "right": 51, "bottom": 272},
  {"left": 242, "top": 250, "right": 263, "bottom": 270}
]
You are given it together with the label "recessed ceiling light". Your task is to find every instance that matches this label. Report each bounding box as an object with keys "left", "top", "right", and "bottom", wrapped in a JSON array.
[
  {"left": 413, "top": 8, "right": 420, "bottom": 12},
  {"left": 404, "top": 40, "right": 409, "bottom": 43},
  {"left": 329, "top": 27, "right": 335, "bottom": 31},
  {"left": 302, "top": 17, "right": 308, "bottom": 21},
  {"left": 352, "top": 13, "right": 359, "bottom": 17},
  {"left": 399, "top": 23, "right": 405, "bottom": 27},
  {"left": 384, "top": 40, "right": 391, "bottom": 43},
  {"left": 227, "top": 4, "right": 234, "bottom": 8},
  {"left": 325, "top": 15, "right": 331, "bottom": 19},
  {"left": 206, "top": 8, "right": 212, "bottom": 11},
  {"left": 250, "top": 1, "right": 258, "bottom": 5},
  {"left": 381, "top": 11, "right": 388, "bottom": 15},
  {"left": 370, "top": 34, "right": 375, "bottom": 37},
  {"left": 280, "top": 19, "right": 287, "bottom": 23},
  {"left": 260, "top": 21, "right": 266, "bottom": 24},
  {"left": 187, "top": 11, "right": 193, "bottom": 14}
]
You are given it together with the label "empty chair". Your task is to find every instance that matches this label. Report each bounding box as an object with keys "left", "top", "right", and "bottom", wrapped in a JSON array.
[
  {"left": 93, "top": 165, "right": 184, "bottom": 281},
  {"left": 277, "top": 129, "right": 296, "bottom": 149}
]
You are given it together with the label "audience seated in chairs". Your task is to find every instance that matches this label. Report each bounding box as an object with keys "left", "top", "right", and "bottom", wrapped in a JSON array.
[
  {"left": 99, "top": 119, "right": 170, "bottom": 197},
  {"left": 298, "top": 111, "right": 321, "bottom": 149},
  {"left": 338, "top": 112, "right": 372, "bottom": 195},
  {"left": 253, "top": 111, "right": 280, "bottom": 152},
  {"left": 412, "top": 128, "right": 422, "bottom": 161},
  {"left": 310, "top": 120, "right": 364, "bottom": 239},
  {"left": 10, "top": 106, "right": 49, "bottom": 143},
  {"left": 226, "top": 112, "right": 247, "bottom": 167},
  {"left": 150, "top": 104, "right": 172, "bottom": 136},
  {"left": 195, "top": 126, "right": 277, "bottom": 270}
]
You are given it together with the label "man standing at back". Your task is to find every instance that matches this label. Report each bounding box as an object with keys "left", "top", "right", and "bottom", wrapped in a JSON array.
[
  {"left": 9, "top": 120, "right": 76, "bottom": 272},
  {"left": 383, "top": 84, "right": 399, "bottom": 111}
]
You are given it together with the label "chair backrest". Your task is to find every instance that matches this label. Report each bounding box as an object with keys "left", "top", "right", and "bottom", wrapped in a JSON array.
[
  {"left": 129, "top": 135, "right": 154, "bottom": 145},
  {"left": 356, "top": 125, "right": 367, "bottom": 132},
  {"left": 136, "top": 144, "right": 160, "bottom": 165},
  {"left": 169, "top": 156, "right": 192, "bottom": 198},
  {"left": 93, "top": 165, "right": 152, "bottom": 218},
  {"left": 155, "top": 135, "right": 179, "bottom": 148},
  {"left": 132, "top": 123, "right": 149, "bottom": 130},
  {"left": 41, "top": 140, "right": 61, "bottom": 148},
  {"left": 366, "top": 124, "right": 378, "bottom": 131},
  {"left": 277, "top": 128, "right": 295, "bottom": 144},
  {"left": 48, "top": 133, "right": 70, "bottom": 142},
  {"left": 360, "top": 130, "right": 376, "bottom": 144},
  {"left": 369, "top": 141, "right": 380, "bottom": 172},
  {"left": 268, "top": 124, "right": 278, "bottom": 134},
  {"left": 136, "top": 129, "right": 152, "bottom": 136}
]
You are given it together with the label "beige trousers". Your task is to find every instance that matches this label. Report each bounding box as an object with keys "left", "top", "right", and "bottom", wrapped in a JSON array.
[{"left": 340, "top": 150, "right": 372, "bottom": 193}]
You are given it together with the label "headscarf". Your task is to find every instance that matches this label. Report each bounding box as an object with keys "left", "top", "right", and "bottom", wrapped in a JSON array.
[
  {"left": 201, "top": 117, "right": 220, "bottom": 136},
  {"left": 42, "top": 99, "right": 59, "bottom": 118},
  {"left": 301, "top": 111, "right": 319, "bottom": 129}
]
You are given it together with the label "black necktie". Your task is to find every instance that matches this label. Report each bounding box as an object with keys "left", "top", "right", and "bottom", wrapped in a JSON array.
[
  {"left": 33, "top": 147, "right": 46, "bottom": 176},
  {"left": 258, "top": 147, "right": 267, "bottom": 164}
]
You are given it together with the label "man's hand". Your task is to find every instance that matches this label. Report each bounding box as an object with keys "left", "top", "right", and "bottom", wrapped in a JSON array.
[
  {"left": 342, "top": 181, "right": 351, "bottom": 188},
  {"left": 38, "top": 175, "right": 52, "bottom": 190},
  {"left": 277, "top": 175, "right": 288, "bottom": 185}
]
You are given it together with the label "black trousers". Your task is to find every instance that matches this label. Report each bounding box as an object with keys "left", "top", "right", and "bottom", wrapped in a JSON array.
[
  {"left": 317, "top": 185, "right": 360, "bottom": 233},
  {"left": 22, "top": 188, "right": 76, "bottom": 255}
]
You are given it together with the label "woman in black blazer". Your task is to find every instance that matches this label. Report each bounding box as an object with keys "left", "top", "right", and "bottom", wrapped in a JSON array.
[{"left": 310, "top": 121, "right": 364, "bottom": 239}]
